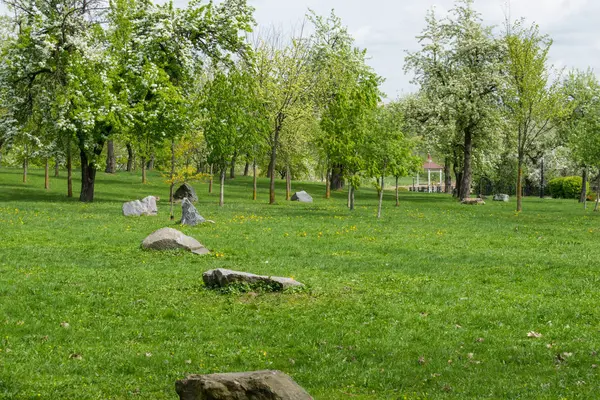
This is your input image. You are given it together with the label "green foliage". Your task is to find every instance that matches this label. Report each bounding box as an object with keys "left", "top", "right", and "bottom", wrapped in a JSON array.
[
  {"left": 548, "top": 176, "right": 589, "bottom": 199},
  {"left": 561, "top": 70, "right": 600, "bottom": 171},
  {"left": 310, "top": 11, "right": 382, "bottom": 194},
  {"left": 503, "top": 20, "right": 566, "bottom": 210},
  {"left": 365, "top": 103, "right": 421, "bottom": 180},
  {"left": 203, "top": 64, "right": 267, "bottom": 171}
]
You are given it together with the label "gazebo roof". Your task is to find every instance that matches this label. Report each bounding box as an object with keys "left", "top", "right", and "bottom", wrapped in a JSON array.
[
  {"left": 423, "top": 161, "right": 443, "bottom": 170},
  {"left": 423, "top": 154, "right": 443, "bottom": 170}
]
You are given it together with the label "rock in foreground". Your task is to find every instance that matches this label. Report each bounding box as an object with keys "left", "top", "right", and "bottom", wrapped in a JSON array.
[
  {"left": 181, "top": 198, "right": 206, "bottom": 226},
  {"left": 291, "top": 191, "right": 313, "bottom": 203},
  {"left": 174, "top": 183, "right": 198, "bottom": 202},
  {"left": 175, "top": 370, "right": 312, "bottom": 400},
  {"left": 123, "top": 196, "right": 158, "bottom": 216},
  {"left": 142, "top": 227, "right": 209, "bottom": 255},
  {"left": 493, "top": 194, "right": 510, "bottom": 202},
  {"left": 203, "top": 268, "right": 304, "bottom": 291}
]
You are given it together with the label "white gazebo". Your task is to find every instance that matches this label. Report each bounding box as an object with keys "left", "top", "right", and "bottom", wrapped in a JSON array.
[{"left": 415, "top": 154, "right": 444, "bottom": 193}]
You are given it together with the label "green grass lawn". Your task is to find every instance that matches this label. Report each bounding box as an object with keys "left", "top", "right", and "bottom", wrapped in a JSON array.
[{"left": 1, "top": 167, "right": 599, "bottom": 399}]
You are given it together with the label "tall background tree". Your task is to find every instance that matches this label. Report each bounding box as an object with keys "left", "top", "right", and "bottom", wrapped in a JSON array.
[{"left": 405, "top": 0, "right": 504, "bottom": 200}]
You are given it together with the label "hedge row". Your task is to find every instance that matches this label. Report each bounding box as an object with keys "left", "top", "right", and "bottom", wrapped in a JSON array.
[{"left": 548, "top": 176, "right": 589, "bottom": 199}]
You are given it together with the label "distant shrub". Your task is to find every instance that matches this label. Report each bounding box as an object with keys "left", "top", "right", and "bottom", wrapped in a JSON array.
[
  {"left": 548, "top": 176, "right": 589, "bottom": 199},
  {"left": 548, "top": 178, "right": 563, "bottom": 198}
]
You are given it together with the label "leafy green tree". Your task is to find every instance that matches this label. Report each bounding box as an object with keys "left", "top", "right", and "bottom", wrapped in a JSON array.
[
  {"left": 203, "top": 64, "right": 267, "bottom": 206},
  {"left": 320, "top": 69, "right": 380, "bottom": 210},
  {"left": 254, "top": 26, "right": 315, "bottom": 204},
  {"left": 503, "top": 21, "right": 564, "bottom": 211},
  {"left": 310, "top": 10, "right": 382, "bottom": 206},
  {"left": 365, "top": 103, "right": 420, "bottom": 218},
  {"left": 561, "top": 70, "right": 600, "bottom": 211}
]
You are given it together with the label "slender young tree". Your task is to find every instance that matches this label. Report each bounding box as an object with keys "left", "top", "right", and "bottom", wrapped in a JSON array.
[
  {"left": 203, "top": 64, "right": 267, "bottom": 206},
  {"left": 254, "top": 25, "right": 314, "bottom": 204},
  {"left": 503, "top": 21, "right": 564, "bottom": 212},
  {"left": 366, "top": 103, "right": 420, "bottom": 218}
]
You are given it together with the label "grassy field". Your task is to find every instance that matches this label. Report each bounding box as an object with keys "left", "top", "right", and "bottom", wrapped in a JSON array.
[{"left": 1, "top": 167, "right": 599, "bottom": 399}]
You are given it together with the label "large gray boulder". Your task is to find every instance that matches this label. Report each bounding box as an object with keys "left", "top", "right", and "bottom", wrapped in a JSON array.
[
  {"left": 174, "top": 183, "right": 198, "bottom": 202},
  {"left": 493, "top": 194, "right": 510, "bottom": 202},
  {"left": 181, "top": 198, "right": 206, "bottom": 226},
  {"left": 203, "top": 268, "right": 304, "bottom": 291},
  {"left": 142, "top": 227, "right": 209, "bottom": 255},
  {"left": 175, "top": 370, "right": 312, "bottom": 400},
  {"left": 291, "top": 191, "right": 313, "bottom": 203},
  {"left": 123, "top": 196, "right": 158, "bottom": 216}
]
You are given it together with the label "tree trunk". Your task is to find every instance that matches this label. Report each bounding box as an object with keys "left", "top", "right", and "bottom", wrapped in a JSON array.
[
  {"left": 331, "top": 164, "right": 344, "bottom": 191},
  {"left": 141, "top": 156, "right": 147, "bottom": 184},
  {"left": 266, "top": 158, "right": 272, "bottom": 179},
  {"left": 326, "top": 167, "right": 331, "bottom": 199},
  {"left": 580, "top": 167, "right": 588, "bottom": 204},
  {"left": 126, "top": 143, "right": 134, "bottom": 172},
  {"left": 219, "top": 167, "right": 225, "bottom": 207},
  {"left": 444, "top": 159, "right": 451, "bottom": 193},
  {"left": 147, "top": 153, "right": 155, "bottom": 171},
  {"left": 594, "top": 171, "right": 600, "bottom": 212},
  {"left": 230, "top": 152, "right": 237, "bottom": 179},
  {"left": 22, "top": 156, "right": 28, "bottom": 183},
  {"left": 44, "top": 158, "right": 50, "bottom": 190},
  {"left": 539, "top": 158, "right": 545, "bottom": 198},
  {"left": 54, "top": 159, "right": 60, "bottom": 177},
  {"left": 169, "top": 140, "right": 175, "bottom": 220},
  {"left": 105, "top": 140, "right": 116, "bottom": 174},
  {"left": 594, "top": 169, "right": 600, "bottom": 212},
  {"left": 452, "top": 148, "right": 461, "bottom": 198},
  {"left": 377, "top": 174, "right": 384, "bottom": 218},
  {"left": 79, "top": 150, "right": 98, "bottom": 202},
  {"left": 268, "top": 126, "right": 280, "bottom": 205},
  {"left": 347, "top": 184, "right": 351, "bottom": 208},
  {"left": 285, "top": 164, "right": 291, "bottom": 201},
  {"left": 350, "top": 184, "right": 355, "bottom": 211},
  {"left": 252, "top": 158, "right": 257, "bottom": 200},
  {"left": 67, "top": 145, "right": 73, "bottom": 198},
  {"left": 459, "top": 129, "right": 473, "bottom": 201},
  {"left": 244, "top": 160, "right": 250, "bottom": 177},
  {"left": 209, "top": 164, "right": 213, "bottom": 193},
  {"left": 516, "top": 159, "right": 523, "bottom": 212},
  {"left": 395, "top": 176, "right": 399, "bottom": 207}
]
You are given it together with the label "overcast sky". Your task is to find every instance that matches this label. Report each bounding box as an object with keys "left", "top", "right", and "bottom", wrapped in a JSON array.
[{"left": 2, "top": 0, "right": 597, "bottom": 98}]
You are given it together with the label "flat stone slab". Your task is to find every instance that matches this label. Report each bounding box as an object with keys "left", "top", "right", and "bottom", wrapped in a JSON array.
[
  {"left": 461, "top": 198, "right": 485, "bottom": 205},
  {"left": 142, "top": 227, "right": 209, "bottom": 255},
  {"left": 493, "top": 194, "right": 510, "bottom": 202},
  {"left": 291, "top": 191, "right": 313, "bottom": 203},
  {"left": 174, "top": 183, "right": 198, "bottom": 202},
  {"left": 203, "top": 268, "right": 304, "bottom": 291},
  {"left": 180, "top": 198, "right": 206, "bottom": 226},
  {"left": 175, "top": 370, "right": 312, "bottom": 400},
  {"left": 123, "top": 196, "right": 158, "bottom": 216}
]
